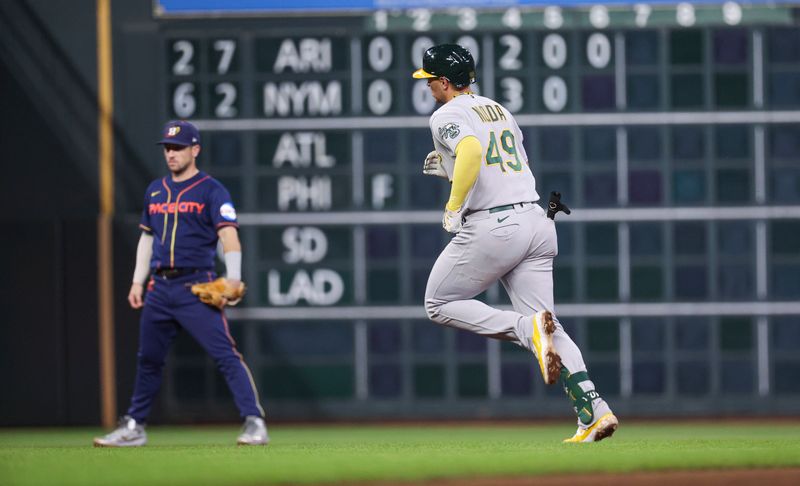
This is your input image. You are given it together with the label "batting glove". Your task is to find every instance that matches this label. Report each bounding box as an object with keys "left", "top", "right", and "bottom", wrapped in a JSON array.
[
  {"left": 423, "top": 151, "right": 448, "bottom": 179},
  {"left": 442, "top": 207, "right": 463, "bottom": 233}
]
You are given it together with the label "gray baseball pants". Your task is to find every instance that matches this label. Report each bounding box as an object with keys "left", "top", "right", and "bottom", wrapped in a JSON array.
[{"left": 424, "top": 202, "right": 588, "bottom": 376}]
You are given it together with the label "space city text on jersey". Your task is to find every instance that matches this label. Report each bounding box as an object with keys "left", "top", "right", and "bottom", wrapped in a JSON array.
[{"left": 148, "top": 202, "right": 206, "bottom": 215}]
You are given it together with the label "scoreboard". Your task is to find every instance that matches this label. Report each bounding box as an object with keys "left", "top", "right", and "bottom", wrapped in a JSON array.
[
  {"left": 157, "top": 1, "right": 800, "bottom": 312},
  {"left": 137, "top": 1, "right": 800, "bottom": 412}
]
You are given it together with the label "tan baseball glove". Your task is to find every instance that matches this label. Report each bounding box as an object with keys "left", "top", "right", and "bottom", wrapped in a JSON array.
[{"left": 190, "top": 278, "right": 246, "bottom": 309}]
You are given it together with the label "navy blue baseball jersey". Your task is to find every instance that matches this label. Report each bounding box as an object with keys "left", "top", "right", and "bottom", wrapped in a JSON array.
[{"left": 139, "top": 171, "right": 238, "bottom": 270}]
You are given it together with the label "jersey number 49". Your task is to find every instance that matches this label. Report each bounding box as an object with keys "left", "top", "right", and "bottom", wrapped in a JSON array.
[{"left": 486, "top": 130, "right": 523, "bottom": 173}]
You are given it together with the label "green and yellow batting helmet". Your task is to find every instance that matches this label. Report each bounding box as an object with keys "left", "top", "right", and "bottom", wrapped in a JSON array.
[{"left": 412, "top": 44, "right": 477, "bottom": 89}]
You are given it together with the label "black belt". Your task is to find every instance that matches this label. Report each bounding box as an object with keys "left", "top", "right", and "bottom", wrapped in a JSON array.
[{"left": 154, "top": 268, "right": 206, "bottom": 279}]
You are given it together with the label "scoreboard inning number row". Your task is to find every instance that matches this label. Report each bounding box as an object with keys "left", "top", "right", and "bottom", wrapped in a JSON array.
[{"left": 371, "top": 3, "right": 754, "bottom": 32}]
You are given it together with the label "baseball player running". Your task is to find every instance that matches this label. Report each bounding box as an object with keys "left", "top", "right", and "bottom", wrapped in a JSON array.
[
  {"left": 94, "top": 120, "right": 268, "bottom": 447},
  {"left": 414, "top": 44, "right": 618, "bottom": 442}
]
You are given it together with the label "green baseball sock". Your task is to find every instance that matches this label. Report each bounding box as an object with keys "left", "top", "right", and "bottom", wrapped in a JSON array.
[{"left": 560, "top": 366, "right": 600, "bottom": 425}]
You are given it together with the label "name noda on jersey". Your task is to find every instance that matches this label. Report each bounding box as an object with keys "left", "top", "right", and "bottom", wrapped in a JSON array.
[{"left": 430, "top": 94, "right": 539, "bottom": 211}]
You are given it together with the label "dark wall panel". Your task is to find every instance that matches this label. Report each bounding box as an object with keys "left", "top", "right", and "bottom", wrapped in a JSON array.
[
  {"left": 63, "top": 218, "right": 100, "bottom": 424},
  {"left": 0, "top": 222, "right": 61, "bottom": 425},
  {"left": 0, "top": 60, "right": 97, "bottom": 218},
  {"left": 0, "top": 32, "right": 100, "bottom": 424}
]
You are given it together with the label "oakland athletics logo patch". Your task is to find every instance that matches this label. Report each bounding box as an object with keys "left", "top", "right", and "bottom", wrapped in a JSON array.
[{"left": 438, "top": 122, "right": 461, "bottom": 140}]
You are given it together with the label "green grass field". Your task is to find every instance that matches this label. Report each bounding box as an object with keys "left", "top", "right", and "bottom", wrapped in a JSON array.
[{"left": 1, "top": 421, "right": 799, "bottom": 485}]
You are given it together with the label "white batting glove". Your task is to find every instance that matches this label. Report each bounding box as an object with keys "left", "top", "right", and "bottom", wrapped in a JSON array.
[
  {"left": 442, "top": 207, "right": 463, "bottom": 233},
  {"left": 423, "top": 151, "right": 448, "bottom": 179}
]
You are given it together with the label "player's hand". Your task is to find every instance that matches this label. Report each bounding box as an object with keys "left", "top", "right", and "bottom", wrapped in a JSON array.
[
  {"left": 442, "top": 207, "right": 463, "bottom": 233},
  {"left": 423, "top": 151, "right": 448, "bottom": 179},
  {"left": 128, "top": 282, "right": 144, "bottom": 309},
  {"left": 224, "top": 278, "right": 243, "bottom": 306}
]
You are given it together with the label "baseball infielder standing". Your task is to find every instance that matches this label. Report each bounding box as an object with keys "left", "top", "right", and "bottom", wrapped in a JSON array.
[
  {"left": 94, "top": 120, "right": 267, "bottom": 447},
  {"left": 414, "top": 44, "right": 618, "bottom": 442}
]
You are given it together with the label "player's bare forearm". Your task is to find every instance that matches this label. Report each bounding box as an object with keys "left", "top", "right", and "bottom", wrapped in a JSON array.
[
  {"left": 218, "top": 226, "right": 242, "bottom": 282},
  {"left": 217, "top": 226, "right": 241, "bottom": 253}
]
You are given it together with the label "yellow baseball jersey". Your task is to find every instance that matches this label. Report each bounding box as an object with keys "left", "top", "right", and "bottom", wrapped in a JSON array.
[{"left": 429, "top": 93, "right": 539, "bottom": 212}]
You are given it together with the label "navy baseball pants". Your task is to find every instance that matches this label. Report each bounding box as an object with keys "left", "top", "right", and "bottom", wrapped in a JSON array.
[{"left": 127, "top": 272, "right": 264, "bottom": 421}]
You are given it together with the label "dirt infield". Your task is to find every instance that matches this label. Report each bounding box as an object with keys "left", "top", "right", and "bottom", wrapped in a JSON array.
[{"left": 370, "top": 468, "right": 800, "bottom": 486}]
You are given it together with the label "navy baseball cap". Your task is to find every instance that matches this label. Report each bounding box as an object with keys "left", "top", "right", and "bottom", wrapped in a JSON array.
[{"left": 156, "top": 120, "right": 200, "bottom": 146}]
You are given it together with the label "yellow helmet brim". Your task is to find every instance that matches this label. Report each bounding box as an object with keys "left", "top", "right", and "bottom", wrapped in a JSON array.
[{"left": 412, "top": 68, "right": 436, "bottom": 79}]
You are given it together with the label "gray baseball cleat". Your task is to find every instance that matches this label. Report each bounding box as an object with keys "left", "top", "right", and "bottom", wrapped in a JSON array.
[
  {"left": 93, "top": 415, "right": 147, "bottom": 447},
  {"left": 237, "top": 416, "right": 269, "bottom": 446}
]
